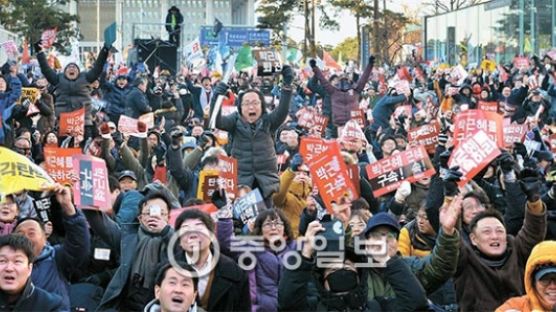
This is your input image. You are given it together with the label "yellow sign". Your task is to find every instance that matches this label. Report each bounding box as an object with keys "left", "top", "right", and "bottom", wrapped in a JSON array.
[
  {"left": 481, "top": 59, "right": 496, "bottom": 72},
  {"left": 18, "top": 88, "right": 40, "bottom": 104},
  {"left": 196, "top": 169, "right": 220, "bottom": 201},
  {"left": 0, "top": 147, "right": 55, "bottom": 197}
]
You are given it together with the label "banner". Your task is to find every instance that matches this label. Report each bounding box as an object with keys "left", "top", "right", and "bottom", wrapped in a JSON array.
[
  {"left": 477, "top": 101, "right": 499, "bottom": 113},
  {"left": 253, "top": 49, "right": 282, "bottom": 76},
  {"left": 197, "top": 169, "right": 220, "bottom": 201},
  {"left": 299, "top": 137, "right": 335, "bottom": 164},
  {"left": 308, "top": 143, "right": 357, "bottom": 213},
  {"left": 139, "top": 113, "right": 155, "bottom": 129},
  {"left": 72, "top": 155, "right": 110, "bottom": 211},
  {"left": 513, "top": 56, "right": 530, "bottom": 69},
  {"left": 233, "top": 188, "right": 266, "bottom": 223},
  {"left": 199, "top": 26, "right": 271, "bottom": 48},
  {"left": 296, "top": 108, "right": 328, "bottom": 136},
  {"left": 218, "top": 155, "right": 238, "bottom": 196},
  {"left": 408, "top": 121, "right": 440, "bottom": 154},
  {"left": 503, "top": 121, "right": 528, "bottom": 148},
  {"left": 448, "top": 130, "right": 501, "bottom": 187},
  {"left": 0, "top": 147, "right": 56, "bottom": 198},
  {"left": 118, "top": 115, "right": 150, "bottom": 137},
  {"left": 59, "top": 108, "right": 85, "bottom": 137},
  {"left": 44, "top": 147, "right": 81, "bottom": 185},
  {"left": 33, "top": 197, "right": 52, "bottom": 223},
  {"left": 18, "top": 88, "right": 40, "bottom": 105},
  {"left": 350, "top": 109, "right": 366, "bottom": 128},
  {"left": 453, "top": 109, "right": 504, "bottom": 148},
  {"left": 41, "top": 28, "right": 57, "bottom": 49},
  {"left": 1, "top": 40, "right": 18, "bottom": 59},
  {"left": 366, "top": 146, "right": 436, "bottom": 197}
]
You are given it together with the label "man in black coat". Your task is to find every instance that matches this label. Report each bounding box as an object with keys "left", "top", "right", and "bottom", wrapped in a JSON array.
[
  {"left": 125, "top": 77, "right": 152, "bottom": 119},
  {"left": 165, "top": 6, "right": 183, "bottom": 45},
  {"left": 0, "top": 234, "right": 64, "bottom": 311}
]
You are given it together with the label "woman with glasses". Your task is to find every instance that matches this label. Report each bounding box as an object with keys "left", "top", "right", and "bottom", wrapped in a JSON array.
[
  {"left": 0, "top": 194, "right": 19, "bottom": 235},
  {"left": 217, "top": 208, "right": 296, "bottom": 312},
  {"left": 497, "top": 241, "right": 556, "bottom": 312}
]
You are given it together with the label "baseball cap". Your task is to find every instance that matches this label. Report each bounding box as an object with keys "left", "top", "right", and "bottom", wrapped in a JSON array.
[
  {"left": 118, "top": 170, "right": 137, "bottom": 181},
  {"left": 363, "top": 212, "right": 401, "bottom": 238},
  {"left": 534, "top": 265, "right": 556, "bottom": 281}
]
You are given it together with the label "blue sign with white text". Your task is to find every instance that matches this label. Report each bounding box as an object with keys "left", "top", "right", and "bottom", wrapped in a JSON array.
[{"left": 200, "top": 26, "right": 271, "bottom": 48}]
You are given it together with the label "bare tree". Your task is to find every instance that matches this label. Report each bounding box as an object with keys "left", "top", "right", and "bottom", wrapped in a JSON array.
[{"left": 423, "top": 0, "right": 485, "bottom": 14}]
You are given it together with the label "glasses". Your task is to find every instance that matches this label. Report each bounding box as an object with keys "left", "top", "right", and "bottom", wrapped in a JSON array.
[
  {"left": 140, "top": 213, "right": 168, "bottom": 217},
  {"left": 262, "top": 221, "right": 284, "bottom": 229},
  {"left": 242, "top": 101, "right": 260, "bottom": 107},
  {"left": 538, "top": 274, "right": 556, "bottom": 287},
  {"left": 15, "top": 147, "right": 31, "bottom": 154}
]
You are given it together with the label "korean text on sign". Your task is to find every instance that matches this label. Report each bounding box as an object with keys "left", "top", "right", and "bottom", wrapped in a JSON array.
[
  {"left": 407, "top": 121, "right": 440, "bottom": 154},
  {"left": 299, "top": 137, "right": 335, "bottom": 165},
  {"left": 59, "top": 108, "right": 85, "bottom": 137},
  {"left": 72, "top": 155, "right": 110, "bottom": 211},
  {"left": 218, "top": 155, "right": 238, "bottom": 196},
  {"left": 44, "top": 147, "right": 81, "bottom": 185},
  {"left": 453, "top": 109, "right": 504, "bottom": 148}
]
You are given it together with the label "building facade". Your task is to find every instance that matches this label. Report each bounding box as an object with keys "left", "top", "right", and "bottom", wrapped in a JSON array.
[{"left": 424, "top": 0, "right": 556, "bottom": 65}]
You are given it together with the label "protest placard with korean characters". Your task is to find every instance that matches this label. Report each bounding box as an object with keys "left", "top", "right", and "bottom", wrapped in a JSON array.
[
  {"left": 453, "top": 109, "right": 504, "bottom": 148},
  {"left": 513, "top": 56, "right": 530, "bottom": 69},
  {"left": 308, "top": 143, "right": 357, "bottom": 213},
  {"left": 138, "top": 112, "right": 155, "bottom": 129},
  {"left": 18, "top": 88, "right": 40, "bottom": 105},
  {"left": 197, "top": 169, "right": 220, "bottom": 201},
  {"left": 366, "top": 146, "right": 436, "bottom": 197},
  {"left": 253, "top": 49, "right": 282, "bottom": 76},
  {"left": 350, "top": 109, "right": 366, "bottom": 128},
  {"left": 72, "top": 155, "right": 110, "bottom": 211},
  {"left": 41, "top": 29, "right": 57, "bottom": 49},
  {"left": 477, "top": 101, "right": 499, "bottom": 113},
  {"left": 299, "top": 137, "right": 335, "bottom": 165},
  {"left": 59, "top": 108, "right": 85, "bottom": 137},
  {"left": 44, "top": 147, "right": 81, "bottom": 185},
  {"left": 218, "top": 155, "right": 238, "bottom": 197},
  {"left": 408, "top": 121, "right": 440, "bottom": 154},
  {"left": 233, "top": 188, "right": 266, "bottom": 223},
  {"left": 503, "top": 119, "right": 528, "bottom": 148},
  {"left": 448, "top": 130, "right": 501, "bottom": 187},
  {"left": 297, "top": 107, "right": 328, "bottom": 137}
]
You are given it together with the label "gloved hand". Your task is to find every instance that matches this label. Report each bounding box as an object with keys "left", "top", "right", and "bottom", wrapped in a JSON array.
[
  {"left": 290, "top": 153, "right": 303, "bottom": 172},
  {"left": 211, "top": 189, "right": 228, "bottom": 210},
  {"left": 498, "top": 152, "right": 515, "bottom": 173},
  {"left": 112, "top": 132, "right": 123, "bottom": 146},
  {"left": 309, "top": 59, "right": 317, "bottom": 68},
  {"left": 518, "top": 168, "right": 542, "bottom": 202},
  {"left": 213, "top": 82, "right": 229, "bottom": 97},
  {"left": 443, "top": 166, "right": 463, "bottom": 197},
  {"left": 33, "top": 40, "right": 43, "bottom": 54},
  {"left": 368, "top": 55, "right": 376, "bottom": 67},
  {"left": 197, "top": 134, "right": 211, "bottom": 151},
  {"left": 281, "top": 65, "right": 294, "bottom": 86},
  {"left": 100, "top": 122, "right": 111, "bottom": 139},
  {"left": 513, "top": 142, "right": 527, "bottom": 159},
  {"left": 103, "top": 22, "right": 117, "bottom": 48},
  {"left": 439, "top": 149, "right": 451, "bottom": 170},
  {"left": 394, "top": 181, "right": 412, "bottom": 203}
]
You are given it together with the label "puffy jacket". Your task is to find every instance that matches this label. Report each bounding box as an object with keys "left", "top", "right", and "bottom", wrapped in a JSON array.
[
  {"left": 398, "top": 220, "right": 435, "bottom": 258},
  {"left": 0, "top": 74, "right": 22, "bottom": 144},
  {"left": 125, "top": 86, "right": 152, "bottom": 118},
  {"left": 212, "top": 88, "right": 292, "bottom": 199},
  {"left": 370, "top": 94, "right": 407, "bottom": 132},
  {"left": 31, "top": 210, "right": 90, "bottom": 310},
  {"left": 37, "top": 47, "right": 108, "bottom": 126},
  {"left": 0, "top": 279, "right": 64, "bottom": 312},
  {"left": 496, "top": 241, "right": 556, "bottom": 312},
  {"left": 102, "top": 79, "right": 131, "bottom": 118}
]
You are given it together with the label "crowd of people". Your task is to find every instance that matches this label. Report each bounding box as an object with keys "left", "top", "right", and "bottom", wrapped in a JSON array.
[{"left": 0, "top": 30, "right": 555, "bottom": 312}]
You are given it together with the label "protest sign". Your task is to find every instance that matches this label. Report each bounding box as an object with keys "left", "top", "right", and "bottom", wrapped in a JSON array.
[
  {"left": 366, "top": 146, "right": 435, "bottom": 197},
  {"left": 299, "top": 137, "right": 335, "bottom": 164},
  {"left": 1, "top": 40, "right": 18, "bottom": 59},
  {"left": 448, "top": 130, "right": 501, "bottom": 187},
  {"left": 138, "top": 112, "right": 155, "bottom": 129},
  {"left": 253, "top": 49, "right": 282, "bottom": 76},
  {"left": 503, "top": 120, "right": 528, "bottom": 147},
  {"left": 72, "top": 155, "right": 110, "bottom": 211},
  {"left": 41, "top": 28, "right": 57, "bottom": 49},
  {"left": 20, "top": 88, "right": 40, "bottom": 104},
  {"left": 350, "top": 109, "right": 366, "bottom": 128},
  {"left": 0, "top": 147, "right": 55, "bottom": 198},
  {"left": 477, "top": 101, "right": 499, "bottom": 113},
  {"left": 453, "top": 109, "right": 504, "bottom": 148},
  {"left": 513, "top": 56, "right": 529, "bottom": 69},
  {"left": 296, "top": 108, "right": 328, "bottom": 136},
  {"left": 197, "top": 169, "right": 220, "bottom": 201},
  {"left": 169, "top": 203, "right": 218, "bottom": 227},
  {"left": 407, "top": 121, "right": 440, "bottom": 154},
  {"left": 218, "top": 155, "right": 238, "bottom": 196},
  {"left": 118, "top": 115, "right": 139, "bottom": 136},
  {"left": 233, "top": 188, "right": 266, "bottom": 223},
  {"left": 393, "top": 105, "right": 412, "bottom": 119},
  {"left": 33, "top": 197, "right": 52, "bottom": 223},
  {"left": 347, "top": 164, "right": 361, "bottom": 197},
  {"left": 480, "top": 59, "right": 496, "bottom": 72},
  {"left": 339, "top": 120, "right": 366, "bottom": 143},
  {"left": 59, "top": 108, "right": 85, "bottom": 137},
  {"left": 44, "top": 147, "right": 81, "bottom": 185},
  {"left": 308, "top": 143, "right": 357, "bottom": 213}
]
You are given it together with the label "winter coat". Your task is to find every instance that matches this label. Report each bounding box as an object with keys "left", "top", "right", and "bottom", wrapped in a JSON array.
[
  {"left": 307, "top": 75, "right": 333, "bottom": 121},
  {"left": 0, "top": 279, "right": 65, "bottom": 312},
  {"left": 35, "top": 92, "right": 56, "bottom": 133},
  {"left": 37, "top": 47, "right": 108, "bottom": 126},
  {"left": 0, "top": 74, "right": 22, "bottom": 144},
  {"left": 496, "top": 241, "right": 556, "bottom": 312},
  {"left": 125, "top": 86, "right": 152, "bottom": 118},
  {"left": 217, "top": 218, "right": 295, "bottom": 312},
  {"left": 83, "top": 209, "right": 174, "bottom": 311},
  {"left": 212, "top": 88, "right": 292, "bottom": 199},
  {"left": 144, "top": 299, "right": 206, "bottom": 312},
  {"left": 185, "top": 80, "right": 207, "bottom": 119},
  {"left": 165, "top": 8, "right": 184, "bottom": 32},
  {"left": 398, "top": 220, "right": 435, "bottom": 258},
  {"left": 31, "top": 210, "right": 91, "bottom": 310},
  {"left": 370, "top": 94, "right": 407, "bottom": 132},
  {"left": 277, "top": 254, "right": 428, "bottom": 311},
  {"left": 272, "top": 168, "right": 311, "bottom": 238},
  {"left": 541, "top": 191, "right": 556, "bottom": 240},
  {"left": 454, "top": 201, "right": 547, "bottom": 312},
  {"left": 102, "top": 79, "right": 131, "bottom": 120},
  {"left": 312, "top": 63, "right": 373, "bottom": 127}
]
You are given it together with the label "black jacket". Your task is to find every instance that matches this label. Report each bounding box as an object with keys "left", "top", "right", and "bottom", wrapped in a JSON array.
[
  {"left": 125, "top": 86, "right": 151, "bottom": 118},
  {"left": 0, "top": 280, "right": 64, "bottom": 312}
]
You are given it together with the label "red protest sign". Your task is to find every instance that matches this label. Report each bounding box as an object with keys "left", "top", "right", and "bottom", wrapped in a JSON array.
[
  {"left": 350, "top": 109, "right": 366, "bottom": 128},
  {"left": 408, "top": 121, "right": 440, "bottom": 154},
  {"left": 118, "top": 115, "right": 140, "bottom": 136},
  {"left": 72, "top": 155, "right": 111, "bottom": 211},
  {"left": 448, "top": 130, "right": 501, "bottom": 187},
  {"left": 41, "top": 29, "right": 57, "bottom": 49},
  {"left": 59, "top": 108, "right": 85, "bottom": 137},
  {"left": 366, "top": 146, "right": 436, "bottom": 197},
  {"left": 170, "top": 204, "right": 218, "bottom": 227},
  {"left": 513, "top": 56, "right": 529, "bottom": 69},
  {"left": 44, "top": 147, "right": 81, "bottom": 185},
  {"left": 347, "top": 164, "right": 361, "bottom": 197},
  {"left": 453, "top": 109, "right": 504, "bottom": 148},
  {"left": 218, "top": 155, "right": 238, "bottom": 196},
  {"left": 308, "top": 143, "right": 357, "bottom": 213},
  {"left": 503, "top": 121, "right": 528, "bottom": 148},
  {"left": 477, "top": 101, "right": 499, "bottom": 113},
  {"left": 296, "top": 107, "right": 328, "bottom": 136},
  {"left": 299, "top": 137, "right": 335, "bottom": 165}
]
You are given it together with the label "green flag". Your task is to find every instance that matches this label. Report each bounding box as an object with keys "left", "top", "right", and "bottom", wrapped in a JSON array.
[
  {"left": 287, "top": 48, "right": 301, "bottom": 65},
  {"left": 235, "top": 45, "right": 254, "bottom": 71}
]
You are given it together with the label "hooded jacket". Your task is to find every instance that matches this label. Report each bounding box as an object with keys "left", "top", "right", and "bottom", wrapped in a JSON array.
[
  {"left": 212, "top": 88, "right": 292, "bottom": 199},
  {"left": 272, "top": 168, "right": 311, "bottom": 238},
  {"left": 37, "top": 47, "right": 109, "bottom": 126},
  {"left": 496, "top": 241, "right": 556, "bottom": 312}
]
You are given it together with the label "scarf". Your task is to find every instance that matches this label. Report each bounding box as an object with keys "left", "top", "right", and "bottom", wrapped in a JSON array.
[
  {"left": 0, "top": 220, "right": 16, "bottom": 236},
  {"left": 130, "top": 225, "right": 166, "bottom": 289},
  {"left": 474, "top": 246, "right": 511, "bottom": 269}
]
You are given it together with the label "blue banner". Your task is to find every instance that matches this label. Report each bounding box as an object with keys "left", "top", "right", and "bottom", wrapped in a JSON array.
[
  {"left": 200, "top": 26, "right": 271, "bottom": 48},
  {"left": 78, "top": 159, "right": 94, "bottom": 206}
]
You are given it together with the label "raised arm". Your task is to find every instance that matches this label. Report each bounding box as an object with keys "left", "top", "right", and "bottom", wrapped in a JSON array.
[
  {"left": 36, "top": 51, "right": 59, "bottom": 85},
  {"left": 268, "top": 65, "right": 294, "bottom": 131},
  {"left": 210, "top": 82, "right": 237, "bottom": 132},
  {"left": 354, "top": 56, "right": 375, "bottom": 93}
]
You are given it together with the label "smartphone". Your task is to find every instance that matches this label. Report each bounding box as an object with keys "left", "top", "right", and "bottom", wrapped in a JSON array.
[
  {"left": 149, "top": 205, "right": 161, "bottom": 217},
  {"left": 319, "top": 220, "right": 345, "bottom": 253}
]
